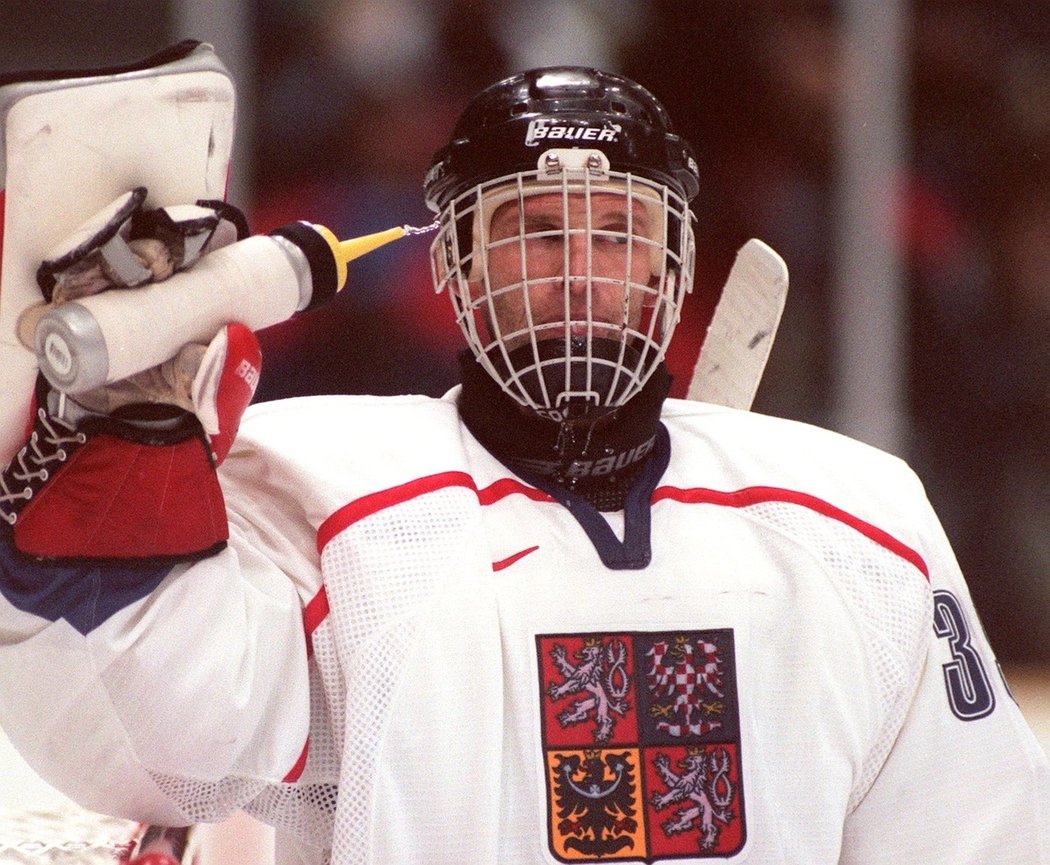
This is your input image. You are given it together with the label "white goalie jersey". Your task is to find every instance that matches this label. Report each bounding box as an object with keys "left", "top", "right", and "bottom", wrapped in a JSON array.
[{"left": 0, "top": 391, "right": 1047, "bottom": 865}]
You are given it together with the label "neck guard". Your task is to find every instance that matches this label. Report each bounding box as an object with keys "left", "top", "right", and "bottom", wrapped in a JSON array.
[{"left": 457, "top": 349, "right": 671, "bottom": 510}]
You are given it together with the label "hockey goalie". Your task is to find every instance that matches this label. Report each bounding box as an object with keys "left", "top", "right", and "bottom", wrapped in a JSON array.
[{"left": 0, "top": 44, "right": 1048, "bottom": 865}]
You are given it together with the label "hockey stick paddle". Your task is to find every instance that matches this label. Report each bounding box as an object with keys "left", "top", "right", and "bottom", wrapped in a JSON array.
[{"left": 685, "top": 238, "right": 788, "bottom": 410}]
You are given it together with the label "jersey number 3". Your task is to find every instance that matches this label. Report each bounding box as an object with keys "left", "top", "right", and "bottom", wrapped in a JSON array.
[{"left": 932, "top": 589, "right": 996, "bottom": 721}]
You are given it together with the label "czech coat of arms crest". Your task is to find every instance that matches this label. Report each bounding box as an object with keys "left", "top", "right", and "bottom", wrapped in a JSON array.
[{"left": 537, "top": 630, "right": 745, "bottom": 862}]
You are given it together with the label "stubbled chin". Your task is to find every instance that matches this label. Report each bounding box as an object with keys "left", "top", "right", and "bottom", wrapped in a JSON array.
[
  {"left": 533, "top": 321, "right": 626, "bottom": 338},
  {"left": 495, "top": 324, "right": 627, "bottom": 354}
]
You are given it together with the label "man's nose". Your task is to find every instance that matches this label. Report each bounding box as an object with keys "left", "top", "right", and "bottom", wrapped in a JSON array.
[{"left": 563, "top": 234, "right": 591, "bottom": 290}]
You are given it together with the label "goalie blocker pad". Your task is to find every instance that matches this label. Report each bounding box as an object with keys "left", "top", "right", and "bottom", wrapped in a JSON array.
[{"left": 0, "top": 40, "right": 237, "bottom": 465}]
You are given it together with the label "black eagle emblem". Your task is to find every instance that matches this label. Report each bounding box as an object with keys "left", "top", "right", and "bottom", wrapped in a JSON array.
[{"left": 551, "top": 750, "right": 639, "bottom": 856}]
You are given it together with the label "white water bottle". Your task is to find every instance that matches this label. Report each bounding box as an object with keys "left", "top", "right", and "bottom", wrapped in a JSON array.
[{"left": 34, "top": 223, "right": 412, "bottom": 394}]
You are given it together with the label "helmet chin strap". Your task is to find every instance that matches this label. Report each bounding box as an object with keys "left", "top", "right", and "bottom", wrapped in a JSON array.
[{"left": 489, "top": 337, "right": 647, "bottom": 423}]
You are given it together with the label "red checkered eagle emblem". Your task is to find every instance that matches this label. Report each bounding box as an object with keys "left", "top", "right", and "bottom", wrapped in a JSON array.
[
  {"left": 538, "top": 630, "right": 745, "bottom": 862},
  {"left": 646, "top": 635, "right": 725, "bottom": 738}
]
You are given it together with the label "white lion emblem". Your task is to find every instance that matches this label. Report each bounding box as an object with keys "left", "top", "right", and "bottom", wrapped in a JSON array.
[
  {"left": 650, "top": 748, "right": 735, "bottom": 851},
  {"left": 547, "top": 638, "right": 630, "bottom": 741}
]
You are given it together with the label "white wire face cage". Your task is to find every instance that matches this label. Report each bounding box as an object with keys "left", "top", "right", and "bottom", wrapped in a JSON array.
[{"left": 431, "top": 163, "right": 695, "bottom": 422}]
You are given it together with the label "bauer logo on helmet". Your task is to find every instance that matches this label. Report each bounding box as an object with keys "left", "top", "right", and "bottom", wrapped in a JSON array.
[{"left": 525, "top": 118, "right": 622, "bottom": 147}]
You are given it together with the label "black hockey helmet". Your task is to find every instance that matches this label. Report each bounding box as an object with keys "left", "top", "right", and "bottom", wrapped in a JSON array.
[
  {"left": 423, "top": 66, "right": 699, "bottom": 212},
  {"left": 426, "top": 67, "right": 699, "bottom": 422}
]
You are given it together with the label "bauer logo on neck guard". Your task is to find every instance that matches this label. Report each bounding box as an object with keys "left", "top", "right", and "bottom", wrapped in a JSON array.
[{"left": 525, "top": 118, "right": 622, "bottom": 147}]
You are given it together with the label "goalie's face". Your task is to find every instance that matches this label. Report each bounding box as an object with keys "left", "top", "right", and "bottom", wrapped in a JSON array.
[
  {"left": 478, "top": 191, "right": 656, "bottom": 351},
  {"left": 431, "top": 169, "right": 694, "bottom": 421}
]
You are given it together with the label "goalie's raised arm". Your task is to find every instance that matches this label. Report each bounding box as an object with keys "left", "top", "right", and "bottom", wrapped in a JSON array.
[
  {"left": 0, "top": 40, "right": 321, "bottom": 861},
  {"left": 0, "top": 214, "right": 313, "bottom": 845},
  {"left": 0, "top": 196, "right": 316, "bottom": 842}
]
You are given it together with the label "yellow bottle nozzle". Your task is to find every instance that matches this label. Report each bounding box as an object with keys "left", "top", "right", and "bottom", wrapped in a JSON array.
[
  {"left": 337, "top": 226, "right": 407, "bottom": 266},
  {"left": 311, "top": 224, "right": 403, "bottom": 291},
  {"left": 311, "top": 222, "right": 437, "bottom": 291}
]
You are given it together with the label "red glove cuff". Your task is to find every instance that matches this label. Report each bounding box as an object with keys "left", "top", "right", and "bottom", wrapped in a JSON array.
[{"left": 11, "top": 415, "right": 227, "bottom": 561}]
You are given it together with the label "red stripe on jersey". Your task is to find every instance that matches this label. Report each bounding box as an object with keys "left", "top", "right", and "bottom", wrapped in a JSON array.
[
  {"left": 302, "top": 585, "right": 329, "bottom": 659},
  {"left": 283, "top": 737, "right": 309, "bottom": 783},
  {"left": 477, "top": 478, "right": 554, "bottom": 506},
  {"left": 310, "top": 473, "right": 551, "bottom": 641},
  {"left": 288, "top": 588, "right": 328, "bottom": 780},
  {"left": 317, "top": 472, "right": 478, "bottom": 552},
  {"left": 652, "top": 484, "right": 929, "bottom": 580},
  {"left": 316, "top": 472, "right": 554, "bottom": 553}
]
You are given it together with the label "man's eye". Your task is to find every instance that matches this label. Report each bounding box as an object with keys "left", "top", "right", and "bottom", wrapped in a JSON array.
[
  {"left": 594, "top": 229, "right": 630, "bottom": 245},
  {"left": 523, "top": 221, "right": 560, "bottom": 235},
  {"left": 521, "top": 225, "right": 565, "bottom": 246}
]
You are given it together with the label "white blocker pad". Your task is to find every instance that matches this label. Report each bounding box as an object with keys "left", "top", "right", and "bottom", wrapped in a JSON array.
[{"left": 0, "top": 40, "right": 236, "bottom": 463}]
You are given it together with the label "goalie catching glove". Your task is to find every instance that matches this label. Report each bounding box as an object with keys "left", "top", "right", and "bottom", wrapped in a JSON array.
[{"left": 0, "top": 191, "right": 261, "bottom": 561}]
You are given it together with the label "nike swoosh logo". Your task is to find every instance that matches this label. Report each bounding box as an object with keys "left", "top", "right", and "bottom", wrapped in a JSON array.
[{"left": 493, "top": 546, "right": 540, "bottom": 571}]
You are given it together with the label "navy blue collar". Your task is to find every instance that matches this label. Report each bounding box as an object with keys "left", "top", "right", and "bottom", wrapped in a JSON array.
[{"left": 503, "top": 423, "right": 670, "bottom": 570}]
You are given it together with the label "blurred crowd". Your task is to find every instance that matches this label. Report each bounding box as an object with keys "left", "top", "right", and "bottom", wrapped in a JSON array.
[{"left": 1, "top": 0, "right": 1048, "bottom": 663}]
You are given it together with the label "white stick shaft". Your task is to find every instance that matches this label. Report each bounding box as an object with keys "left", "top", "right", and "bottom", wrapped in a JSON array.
[{"left": 686, "top": 238, "right": 788, "bottom": 409}]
